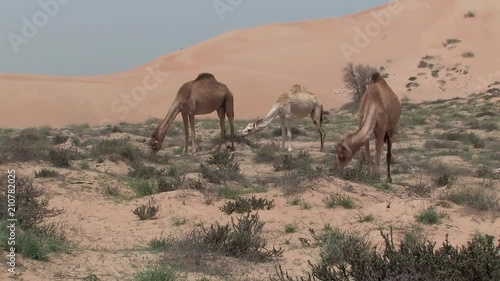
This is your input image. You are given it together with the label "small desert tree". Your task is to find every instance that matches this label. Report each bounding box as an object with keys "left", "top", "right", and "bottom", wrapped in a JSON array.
[{"left": 342, "top": 62, "right": 379, "bottom": 102}]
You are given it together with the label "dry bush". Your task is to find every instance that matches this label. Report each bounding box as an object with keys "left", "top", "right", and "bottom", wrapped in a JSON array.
[
  {"left": 342, "top": 63, "right": 379, "bottom": 102},
  {"left": 219, "top": 195, "right": 275, "bottom": 215},
  {"left": 271, "top": 228, "right": 500, "bottom": 281},
  {"left": 133, "top": 198, "right": 159, "bottom": 220},
  {"left": 199, "top": 150, "right": 242, "bottom": 184}
]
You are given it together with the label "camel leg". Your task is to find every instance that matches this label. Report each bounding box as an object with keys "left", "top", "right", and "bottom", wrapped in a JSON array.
[
  {"left": 181, "top": 113, "right": 189, "bottom": 154},
  {"left": 216, "top": 107, "right": 226, "bottom": 151},
  {"left": 385, "top": 134, "right": 393, "bottom": 183},
  {"left": 280, "top": 118, "right": 286, "bottom": 149},
  {"left": 374, "top": 134, "right": 384, "bottom": 178},
  {"left": 363, "top": 140, "right": 371, "bottom": 164},
  {"left": 311, "top": 107, "right": 325, "bottom": 152},
  {"left": 285, "top": 116, "right": 292, "bottom": 152},
  {"left": 227, "top": 109, "right": 235, "bottom": 152},
  {"left": 188, "top": 114, "right": 196, "bottom": 154}
]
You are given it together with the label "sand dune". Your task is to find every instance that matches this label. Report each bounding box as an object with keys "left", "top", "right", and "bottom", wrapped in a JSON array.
[{"left": 1, "top": 0, "right": 499, "bottom": 128}]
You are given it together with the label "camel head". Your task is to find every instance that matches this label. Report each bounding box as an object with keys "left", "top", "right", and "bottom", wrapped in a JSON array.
[
  {"left": 335, "top": 140, "right": 353, "bottom": 169},
  {"left": 149, "top": 136, "right": 162, "bottom": 152},
  {"left": 241, "top": 118, "right": 263, "bottom": 136}
]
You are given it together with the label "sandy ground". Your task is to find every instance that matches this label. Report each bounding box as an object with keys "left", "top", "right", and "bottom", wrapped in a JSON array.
[
  {"left": 0, "top": 1, "right": 499, "bottom": 280},
  {"left": 0, "top": 87, "right": 498, "bottom": 280},
  {"left": 1, "top": 0, "right": 500, "bottom": 128}
]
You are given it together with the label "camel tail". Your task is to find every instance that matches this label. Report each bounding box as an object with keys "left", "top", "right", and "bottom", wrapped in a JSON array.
[{"left": 371, "top": 72, "right": 383, "bottom": 83}]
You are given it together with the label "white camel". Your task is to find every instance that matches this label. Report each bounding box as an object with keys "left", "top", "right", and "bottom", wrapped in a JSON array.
[{"left": 241, "top": 84, "right": 325, "bottom": 152}]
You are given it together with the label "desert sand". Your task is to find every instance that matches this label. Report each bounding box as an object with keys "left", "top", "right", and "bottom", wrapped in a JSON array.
[
  {"left": 1, "top": 0, "right": 499, "bottom": 129},
  {"left": 0, "top": 0, "right": 499, "bottom": 280}
]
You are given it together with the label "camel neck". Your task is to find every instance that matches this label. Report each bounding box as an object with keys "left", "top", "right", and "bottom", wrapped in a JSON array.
[
  {"left": 254, "top": 102, "right": 279, "bottom": 131},
  {"left": 153, "top": 104, "right": 180, "bottom": 141},
  {"left": 349, "top": 105, "right": 377, "bottom": 152}
]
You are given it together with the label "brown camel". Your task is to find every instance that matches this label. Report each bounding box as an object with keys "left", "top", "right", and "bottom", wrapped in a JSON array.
[
  {"left": 150, "top": 72, "right": 235, "bottom": 154},
  {"left": 241, "top": 84, "right": 325, "bottom": 152},
  {"left": 335, "top": 72, "right": 401, "bottom": 182}
]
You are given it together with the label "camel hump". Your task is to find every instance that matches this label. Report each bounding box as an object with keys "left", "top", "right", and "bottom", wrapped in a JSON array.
[
  {"left": 371, "top": 72, "right": 383, "bottom": 83},
  {"left": 195, "top": 72, "right": 215, "bottom": 81},
  {"left": 291, "top": 84, "right": 306, "bottom": 93}
]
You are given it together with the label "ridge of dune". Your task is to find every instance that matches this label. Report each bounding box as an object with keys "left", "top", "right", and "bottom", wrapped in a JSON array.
[{"left": 1, "top": 0, "right": 499, "bottom": 128}]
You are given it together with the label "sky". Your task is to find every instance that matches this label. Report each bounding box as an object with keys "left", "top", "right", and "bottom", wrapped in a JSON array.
[{"left": 0, "top": 0, "right": 390, "bottom": 76}]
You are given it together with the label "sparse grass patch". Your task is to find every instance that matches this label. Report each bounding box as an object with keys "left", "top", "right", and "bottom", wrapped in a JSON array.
[
  {"left": 48, "top": 148, "right": 78, "bottom": 168},
  {"left": 133, "top": 198, "right": 159, "bottom": 220},
  {"left": 288, "top": 196, "right": 303, "bottom": 206},
  {"left": 103, "top": 185, "right": 121, "bottom": 197},
  {"left": 89, "top": 138, "right": 148, "bottom": 163},
  {"left": 272, "top": 228, "right": 500, "bottom": 281},
  {"left": 52, "top": 134, "right": 69, "bottom": 145},
  {"left": 443, "top": 38, "right": 462, "bottom": 47},
  {"left": 475, "top": 165, "right": 498, "bottom": 180},
  {"left": 79, "top": 161, "right": 90, "bottom": 170},
  {"left": 200, "top": 150, "right": 242, "bottom": 184},
  {"left": 171, "top": 216, "right": 188, "bottom": 227},
  {"left": 0, "top": 222, "right": 68, "bottom": 261},
  {"left": 0, "top": 176, "right": 67, "bottom": 261},
  {"left": 34, "top": 168, "right": 59, "bottom": 178},
  {"left": 130, "top": 179, "right": 157, "bottom": 197},
  {"left": 464, "top": 10, "right": 475, "bottom": 18},
  {"left": 423, "top": 140, "right": 459, "bottom": 149},
  {"left": 438, "top": 130, "right": 485, "bottom": 148},
  {"left": 356, "top": 213, "right": 374, "bottom": 223},
  {"left": 218, "top": 186, "right": 246, "bottom": 199},
  {"left": 418, "top": 60, "right": 428, "bottom": 68},
  {"left": 161, "top": 212, "right": 283, "bottom": 264},
  {"left": 415, "top": 207, "right": 446, "bottom": 225},
  {"left": 284, "top": 223, "right": 298, "bottom": 234},
  {"left": 134, "top": 265, "right": 179, "bottom": 281},
  {"left": 442, "top": 186, "right": 499, "bottom": 212},
  {"left": 324, "top": 193, "right": 355, "bottom": 209},
  {"left": 329, "top": 161, "right": 383, "bottom": 187},
  {"left": 462, "top": 51, "right": 475, "bottom": 58},
  {"left": 148, "top": 237, "right": 169, "bottom": 252},
  {"left": 409, "top": 176, "right": 433, "bottom": 197},
  {"left": 219, "top": 195, "right": 275, "bottom": 215},
  {"left": 253, "top": 143, "right": 279, "bottom": 163},
  {"left": 300, "top": 201, "right": 312, "bottom": 210},
  {"left": 156, "top": 166, "right": 186, "bottom": 193},
  {"left": 433, "top": 173, "right": 456, "bottom": 187}
]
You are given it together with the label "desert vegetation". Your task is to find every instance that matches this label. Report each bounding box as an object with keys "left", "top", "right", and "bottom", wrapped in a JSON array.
[{"left": 0, "top": 86, "right": 498, "bottom": 280}]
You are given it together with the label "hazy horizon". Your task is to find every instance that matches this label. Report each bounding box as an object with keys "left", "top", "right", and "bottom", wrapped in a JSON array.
[{"left": 1, "top": 0, "right": 390, "bottom": 76}]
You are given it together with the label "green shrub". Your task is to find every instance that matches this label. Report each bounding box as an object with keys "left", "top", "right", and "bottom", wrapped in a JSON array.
[
  {"left": 271, "top": 228, "right": 500, "bottom": 281},
  {"left": 200, "top": 151, "right": 241, "bottom": 184},
  {"left": 133, "top": 198, "right": 159, "bottom": 220},
  {"left": 165, "top": 212, "right": 283, "bottom": 262},
  {"left": 415, "top": 207, "right": 446, "bottom": 225},
  {"left": 34, "top": 168, "right": 59, "bottom": 178},
  {"left": 219, "top": 195, "right": 275, "bottom": 215}
]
